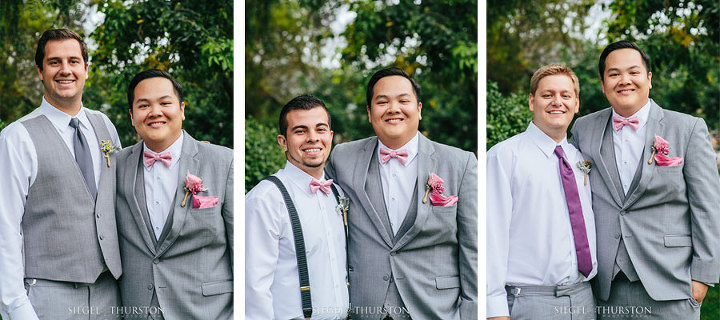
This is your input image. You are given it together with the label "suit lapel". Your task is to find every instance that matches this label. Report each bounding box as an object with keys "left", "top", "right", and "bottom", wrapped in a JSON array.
[
  {"left": 125, "top": 143, "right": 157, "bottom": 255},
  {"left": 622, "top": 101, "right": 663, "bottom": 208},
  {"left": 393, "top": 134, "right": 434, "bottom": 250},
  {"left": 356, "top": 137, "right": 394, "bottom": 247},
  {"left": 593, "top": 109, "right": 624, "bottom": 207},
  {"left": 155, "top": 132, "right": 199, "bottom": 256}
]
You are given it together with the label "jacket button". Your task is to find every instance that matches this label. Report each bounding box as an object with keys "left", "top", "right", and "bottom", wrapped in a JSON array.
[
  {"left": 99, "top": 235, "right": 104, "bottom": 240},
  {"left": 147, "top": 284, "right": 154, "bottom": 290},
  {"left": 383, "top": 274, "right": 390, "bottom": 281},
  {"left": 390, "top": 251, "right": 396, "bottom": 256},
  {"left": 153, "top": 259, "right": 159, "bottom": 264}
]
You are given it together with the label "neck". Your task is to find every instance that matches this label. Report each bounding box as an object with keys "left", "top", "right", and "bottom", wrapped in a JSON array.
[
  {"left": 299, "top": 165, "right": 325, "bottom": 180},
  {"left": 534, "top": 122, "right": 567, "bottom": 143},
  {"left": 46, "top": 96, "right": 82, "bottom": 117},
  {"left": 145, "top": 132, "right": 182, "bottom": 153},
  {"left": 614, "top": 99, "right": 648, "bottom": 118},
  {"left": 379, "top": 135, "right": 413, "bottom": 150}
]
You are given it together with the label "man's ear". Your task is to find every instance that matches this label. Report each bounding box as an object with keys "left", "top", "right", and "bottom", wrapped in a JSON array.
[
  {"left": 417, "top": 102, "right": 422, "bottom": 120},
  {"left": 277, "top": 134, "right": 287, "bottom": 151},
  {"left": 366, "top": 105, "right": 372, "bottom": 123}
]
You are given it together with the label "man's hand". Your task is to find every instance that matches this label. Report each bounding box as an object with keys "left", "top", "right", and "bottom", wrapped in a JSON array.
[
  {"left": 488, "top": 317, "right": 510, "bottom": 320},
  {"left": 692, "top": 280, "right": 708, "bottom": 304}
]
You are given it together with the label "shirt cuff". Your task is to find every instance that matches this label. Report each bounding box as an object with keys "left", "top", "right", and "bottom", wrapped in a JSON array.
[
  {"left": 7, "top": 299, "right": 39, "bottom": 320},
  {"left": 486, "top": 294, "right": 510, "bottom": 318}
]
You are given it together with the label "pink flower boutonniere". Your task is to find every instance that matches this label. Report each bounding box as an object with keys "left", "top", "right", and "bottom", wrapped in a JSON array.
[
  {"left": 422, "top": 173, "right": 458, "bottom": 207},
  {"left": 181, "top": 173, "right": 208, "bottom": 207},
  {"left": 648, "top": 135, "right": 683, "bottom": 167}
]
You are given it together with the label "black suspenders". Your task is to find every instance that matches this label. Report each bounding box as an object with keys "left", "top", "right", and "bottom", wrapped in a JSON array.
[{"left": 263, "top": 176, "right": 346, "bottom": 320}]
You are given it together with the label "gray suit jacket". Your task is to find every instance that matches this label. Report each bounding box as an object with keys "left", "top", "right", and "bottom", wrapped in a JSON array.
[
  {"left": 327, "top": 134, "right": 478, "bottom": 319},
  {"left": 115, "top": 132, "right": 233, "bottom": 319},
  {"left": 570, "top": 99, "right": 720, "bottom": 301}
]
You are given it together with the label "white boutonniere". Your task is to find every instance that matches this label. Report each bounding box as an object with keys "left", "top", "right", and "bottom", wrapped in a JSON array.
[
  {"left": 100, "top": 140, "right": 118, "bottom": 167},
  {"left": 576, "top": 160, "right": 592, "bottom": 185},
  {"left": 336, "top": 196, "right": 350, "bottom": 227}
]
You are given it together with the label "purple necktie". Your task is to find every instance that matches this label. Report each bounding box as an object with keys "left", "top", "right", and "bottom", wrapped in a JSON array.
[{"left": 554, "top": 145, "right": 593, "bottom": 277}]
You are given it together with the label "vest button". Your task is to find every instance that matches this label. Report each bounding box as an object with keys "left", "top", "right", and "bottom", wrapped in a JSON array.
[
  {"left": 153, "top": 259, "right": 159, "bottom": 264},
  {"left": 147, "top": 284, "right": 154, "bottom": 290},
  {"left": 383, "top": 274, "right": 390, "bottom": 281},
  {"left": 99, "top": 235, "right": 104, "bottom": 240}
]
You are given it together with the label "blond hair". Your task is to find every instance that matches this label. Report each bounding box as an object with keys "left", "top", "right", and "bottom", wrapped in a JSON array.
[{"left": 530, "top": 64, "right": 579, "bottom": 97}]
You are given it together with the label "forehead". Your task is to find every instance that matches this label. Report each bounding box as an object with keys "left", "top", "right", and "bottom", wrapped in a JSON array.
[
  {"left": 536, "top": 74, "right": 574, "bottom": 91},
  {"left": 373, "top": 75, "right": 414, "bottom": 97},
  {"left": 605, "top": 48, "right": 645, "bottom": 70},
  {"left": 133, "top": 77, "right": 178, "bottom": 101},
  {"left": 286, "top": 107, "right": 329, "bottom": 127},
  {"left": 44, "top": 39, "right": 83, "bottom": 60}
]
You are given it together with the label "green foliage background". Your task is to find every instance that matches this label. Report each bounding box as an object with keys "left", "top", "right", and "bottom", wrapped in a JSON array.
[
  {"left": 246, "top": 0, "right": 478, "bottom": 191},
  {"left": 487, "top": 0, "right": 719, "bottom": 153},
  {"left": 0, "top": 0, "right": 233, "bottom": 148}
]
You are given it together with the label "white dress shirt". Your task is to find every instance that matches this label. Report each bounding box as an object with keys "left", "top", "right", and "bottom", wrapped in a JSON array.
[
  {"left": 377, "top": 132, "right": 419, "bottom": 235},
  {"left": 245, "top": 161, "right": 349, "bottom": 320},
  {"left": 486, "top": 122, "right": 597, "bottom": 318},
  {"left": 612, "top": 101, "right": 651, "bottom": 194},
  {"left": 143, "top": 133, "right": 183, "bottom": 239},
  {"left": 0, "top": 98, "right": 120, "bottom": 320}
]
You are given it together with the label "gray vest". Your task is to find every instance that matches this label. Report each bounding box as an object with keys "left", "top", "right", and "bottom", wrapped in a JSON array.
[
  {"left": 366, "top": 150, "right": 417, "bottom": 319},
  {"left": 21, "top": 113, "right": 121, "bottom": 283},
  {"left": 599, "top": 116, "right": 640, "bottom": 281}
]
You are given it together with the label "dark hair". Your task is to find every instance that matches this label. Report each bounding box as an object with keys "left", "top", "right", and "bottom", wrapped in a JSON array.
[
  {"left": 365, "top": 67, "right": 421, "bottom": 108},
  {"left": 35, "top": 29, "right": 89, "bottom": 70},
  {"left": 598, "top": 40, "right": 651, "bottom": 80},
  {"left": 127, "top": 69, "right": 184, "bottom": 109},
  {"left": 279, "top": 94, "right": 330, "bottom": 136}
]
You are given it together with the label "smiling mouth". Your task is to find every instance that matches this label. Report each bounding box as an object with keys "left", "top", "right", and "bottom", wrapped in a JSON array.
[
  {"left": 55, "top": 80, "right": 75, "bottom": 84},
  {"left": 547, "top": 110, "right": 566, "bottom": 114},
  {"left": 147, "top": 121, "right": 166, "bottom": 128},
  {"left": 617, "top": 89, "right": 635, "bottom": 94},
  {"left": 302, "top": 147, "right": 323, "bottom": 155},
  {"left": 385, "top": 118, "right": 404, "bottom": 123}
]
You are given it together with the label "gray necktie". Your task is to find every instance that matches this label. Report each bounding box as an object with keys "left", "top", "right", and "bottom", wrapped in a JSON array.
[{"left": 69, "top": 118, "right": 97, "bottom": 200}]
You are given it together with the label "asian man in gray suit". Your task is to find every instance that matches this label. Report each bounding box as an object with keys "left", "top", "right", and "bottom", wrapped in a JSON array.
[
  {"left": 326, "top": 68, "right": 478, "bottom": 319},
  {"left": 115, "top": 69, "right": 233, "bottom": 319},
  {"left": 571, "top": 40, "right": 720, "bottom": 319}
]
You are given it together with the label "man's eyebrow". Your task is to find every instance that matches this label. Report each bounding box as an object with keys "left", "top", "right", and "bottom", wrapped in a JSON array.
[
  {"left": 290, "top": 124, "right": 309, "bottom": 131},
  {"left": 374, "top": 93, "right": 412, "bottom": 100}
]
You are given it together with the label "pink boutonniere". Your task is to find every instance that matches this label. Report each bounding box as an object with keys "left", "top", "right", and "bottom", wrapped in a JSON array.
[
  {"left": 422, "top": 173, "right": 458, "bottom": 207},
  {"left": 648, "top": 135, "right": 683, "bottom": 166},
  {"left": 181, "top": 173, "right": 208, "bottom": 207}
]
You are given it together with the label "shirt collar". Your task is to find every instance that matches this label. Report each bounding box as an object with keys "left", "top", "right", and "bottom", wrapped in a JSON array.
[
  {"left": 143, "top": 131, "right": 184, "bottom": 168},
  {"left": 283, "top": 160, "right": 330, "bottom": 196},
  {"left": 376, "top": 132, "right": 419, "bottom": 166},
  {"left": 41, "top": 97, "right": 90, "bottom": 134},
  {"left": 526, "top": 121, "right": 570, "bottom": 159},
  {"left": 611, "top": 100, "right": 651, "bottom": 130}
]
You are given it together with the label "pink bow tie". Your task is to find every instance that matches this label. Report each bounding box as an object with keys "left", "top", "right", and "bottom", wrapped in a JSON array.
[
  {"left": 144, "top": 151, "right": 172, "bottom": 168},
  {"left": 310, "top": 178, "right": 333, "bottom": 195},
  {"left": 612, "top": 116, "right": 639, "bottom": 131},
  {"left": 380, "top": 148, "right": 409, "bottom": 165}
]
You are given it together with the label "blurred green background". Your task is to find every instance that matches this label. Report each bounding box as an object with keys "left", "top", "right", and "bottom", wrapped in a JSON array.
[
  {"left": 245, "top": 0, "right": 478, "bottom": 192},
  {"left": 487, "top": 1, "right": 718, "bottom": 318},
  {"left": 0, "top": 0, "right": 233, "bottom": 148}
]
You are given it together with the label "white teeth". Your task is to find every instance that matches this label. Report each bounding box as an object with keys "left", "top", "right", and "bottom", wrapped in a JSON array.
[
  {"left": 304, "top": 148, "right": 320, "bottom": 152},
  {"left": 549, "top": 111, "right": 564, "bottom": 114},
  {"left": 149, "top": 122, "right": 164, "bottom": 127},
  {"left": 57, "top": 80, "right": 73, "bottom": 84},
  {"left": 387, "top": 119, "right": 402, "bottom": 123}
]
